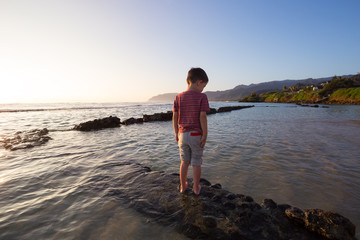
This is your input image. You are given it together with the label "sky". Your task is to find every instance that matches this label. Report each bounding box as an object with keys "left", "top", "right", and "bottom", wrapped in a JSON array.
[{"left": 0, "top": 0, "right": 359, "bottom": 103}]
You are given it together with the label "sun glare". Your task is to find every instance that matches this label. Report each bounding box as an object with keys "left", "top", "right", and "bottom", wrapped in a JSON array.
[{"left": 0, "top": 174, "right": 6, "bottom": 184}]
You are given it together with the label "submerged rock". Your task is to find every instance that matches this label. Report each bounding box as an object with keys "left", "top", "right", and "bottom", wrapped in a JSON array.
[
  {"left": 217, "top": 105, "right": 254, "bottom": 113},
  {"left": 73, "top": 116, "right": 120, "bottom": 131},
  {"left": 296, "top": 104, "right": 329, "bottom": 108},
  {"left": 103, "top": 164, "right": 355, "bottom": 240},
  {"left": 0, "top": 128, "right": 52, "bottom": 151}
]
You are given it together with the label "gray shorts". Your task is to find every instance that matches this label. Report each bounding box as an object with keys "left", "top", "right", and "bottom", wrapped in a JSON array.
[{"left": 178, "top": 131, "right": 204, "bottom": 166}]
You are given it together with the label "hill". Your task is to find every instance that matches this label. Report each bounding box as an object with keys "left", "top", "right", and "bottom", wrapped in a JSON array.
[
  {"left": 149, "top": 75, "right": 357, "bottom": 102},
  {"left": 240, "top": 75, "right": 360, "bottom": 104},
  {"left": 149, "top": 93, "right": 178, "bottom": 102}
]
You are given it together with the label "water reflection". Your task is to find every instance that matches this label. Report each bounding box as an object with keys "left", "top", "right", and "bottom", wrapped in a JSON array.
[{"left": 0, "top": 175, "right": 6, "bottom": 184}]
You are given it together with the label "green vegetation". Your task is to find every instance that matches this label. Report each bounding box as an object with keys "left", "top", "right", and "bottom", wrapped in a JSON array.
[
  {"left": 328, "top": 87, "right": 360, "bottom": 104},
  {"left": 240, "top": 92, "right": 265, "bottom": 102},
  {"left": 240, "top": 75, "right": 360, "bottom": 104},
  {"left": 318, "top": 76, "right": 358, "bottom": 97}
]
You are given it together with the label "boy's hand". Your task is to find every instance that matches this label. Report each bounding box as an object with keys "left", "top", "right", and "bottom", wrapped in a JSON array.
[
  {"left": 175, "top": 133, "right": 179, "bottom": 142},
  {"left": 200, "top": 135, "right": 207, "bottom": 148}
]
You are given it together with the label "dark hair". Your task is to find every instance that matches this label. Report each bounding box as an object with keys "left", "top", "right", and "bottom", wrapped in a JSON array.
[{"left": 186, "top": 68, "right": 209, "bottom": 84}]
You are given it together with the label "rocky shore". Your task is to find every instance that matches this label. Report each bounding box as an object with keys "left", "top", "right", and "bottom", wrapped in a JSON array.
[
  {"left": 105, "top": 163, "right": 356, "bottom": 240},
  {"left": 73, "top": 115, "right": 121, "bottom": 131}
]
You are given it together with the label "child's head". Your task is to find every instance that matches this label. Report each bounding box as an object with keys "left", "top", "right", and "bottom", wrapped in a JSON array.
[{"left": 186, "top": 68, "right": 209, "bottom": 85}]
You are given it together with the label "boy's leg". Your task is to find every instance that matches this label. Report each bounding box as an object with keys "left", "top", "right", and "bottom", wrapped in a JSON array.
[
  {"left": 180, "top": 161, "right": 190, "bottom": 192},
  {"left": 192, "top": 165, "right": 201, "bottom": 195}
]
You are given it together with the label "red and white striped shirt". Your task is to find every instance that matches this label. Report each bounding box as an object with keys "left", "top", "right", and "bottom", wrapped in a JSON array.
[{"left": 173, "top": 91, "right": 210, "bottom": 133}]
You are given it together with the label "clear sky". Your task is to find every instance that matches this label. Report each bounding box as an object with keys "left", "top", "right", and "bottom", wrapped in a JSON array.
[{"left": 0, "top": 0, "right": 359, "bottom": 103}]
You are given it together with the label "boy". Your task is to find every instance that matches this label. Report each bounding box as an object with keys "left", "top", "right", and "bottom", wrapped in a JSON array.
[{"left": 173, "top": 67, "right": 210, "bottom": 195}]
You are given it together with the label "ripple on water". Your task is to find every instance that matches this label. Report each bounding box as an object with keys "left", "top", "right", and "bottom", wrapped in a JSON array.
[{"left": 0, "top": 103, "right": 360, "bottom": 238}]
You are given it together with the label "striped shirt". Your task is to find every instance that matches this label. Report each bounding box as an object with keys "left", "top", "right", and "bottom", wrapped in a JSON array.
[{"left": 173, "top": 91, "right": 210, "bottom": 133}]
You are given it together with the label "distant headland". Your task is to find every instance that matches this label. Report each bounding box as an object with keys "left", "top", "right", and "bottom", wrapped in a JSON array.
[
  {"left": 240, "top": 75, "right": 360, "bottom": 105},
  {"left": 149, "top": 74, "right": 360, "bottom": 103}
]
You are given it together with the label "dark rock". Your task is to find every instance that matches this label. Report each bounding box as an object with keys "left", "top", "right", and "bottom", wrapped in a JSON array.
[
  {"left": 286, "top": 208, "right": 356, "bottom": 240},
  {"left": 286, "top": 207, "right": 306, "bottom": 224},
  {"left": 203, "top": 216, "right": 217, "bottom": 228},
  {"left": 226, "top": 193, "right": 237, "bottom": 200},
  {"left": 73, "top": 116, "right": 120, "bottom": 131},
  {"left": 217, "top": 105, "right": 254, "bottom": 113},
  {"left": 143, "top": 111, "right": 173, "bottom": 122},
  {"left": 96, "top": 163, "right": 356, "bottom": 240},
  {"left": 236, "top": 194, "right": 254, "bottom": 202},
  {"left": 72, "top": 106, "right": 254, "bottom": 130},
  {"left": 244, "top": 195, "right": 254, "bottom": 202},
  {"left": 223, "top": 201, "right": 236, "bottom": 210},
  {"left": 122, "top": 117, "right": 143, "bottom": 125},
  {"left": 200, "top": 178, "right": 212, "bottom": 186},
  {"left": 262, "top": 198, "right": 278, "bottom": 209},
  {"left": 208, "top": 108, "right": 217, "bottom": 115},
  {"left": 277, "top": 204, "right": 292, "bottom": 212},
  {"left": 211, "top": 183, "right": 222, "bottom": 189},
  {"left": 297, "top": 104, "right": 323, "bottom": 108}
]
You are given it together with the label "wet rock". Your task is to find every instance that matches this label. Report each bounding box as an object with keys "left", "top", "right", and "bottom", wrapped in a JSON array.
[
  {"left": 297, "top": 104, "right": 324, "bottom": 108},
  {"left": 0, "top": 128, "right": 52, "bottom": 151},
  {"left": 277, "top": 204, "right": 292, "bottom": 212},
  {"left": 286, "top": 207, "right": 306, "bottom": 224},
  {"left": 143, "top": 111, "right": 173, "bottom": 122},
  {"left": 121, "top": 117, "right": 144, "bottom": 125},
  {"left": 211, "top": 183, "right": 222, "bottom": 189},
  {"left": 73, "top": 116, "right": 120, "bottom": 131},
  {"left": 217, "top": 105, "right": 254, "bottom": 113},
  {"left": 286, "top": 208, "right": 356, "bottom": 240},
  {"left": 200, "top": 178, "right": 212, "bottom": 186},
  {"left": 103, "top": 106, "right": 254, "bottom": 127},
  {"left": 262, "top": 198, "right": 278, "bottom": 209},
  {"left": 236, "top": 194, "right": 254, "bottom": 202},
  {"left": 208, "top": 108, "right": 217, "bottom": 115},
  {"left": 99, "top": 163, "right": 355, "bottom": 240}
]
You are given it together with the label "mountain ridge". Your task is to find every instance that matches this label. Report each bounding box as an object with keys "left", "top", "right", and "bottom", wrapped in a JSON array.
[{"left": 148, "top": 75, "right": 357, "bottom": 102}]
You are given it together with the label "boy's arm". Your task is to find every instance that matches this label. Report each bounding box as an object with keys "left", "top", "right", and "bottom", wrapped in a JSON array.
[
  {"left": 173, "top": 111, "right": 179, "bottom": 142},
  {"left": 200, "top": 111, "right": 208, "bottom": 148}
]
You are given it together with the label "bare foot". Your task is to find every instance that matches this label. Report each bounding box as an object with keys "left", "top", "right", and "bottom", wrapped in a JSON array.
[
  {"left": 180, "top": 181, "right": 188, "bottom": 193},
  {"left": 193, "top": 184, "right": 201, "bottom": 195}
]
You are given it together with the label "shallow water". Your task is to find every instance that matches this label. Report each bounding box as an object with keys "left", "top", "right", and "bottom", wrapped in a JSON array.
[{"left": 0, "top": 102, "right": 359, "bottom": 239}]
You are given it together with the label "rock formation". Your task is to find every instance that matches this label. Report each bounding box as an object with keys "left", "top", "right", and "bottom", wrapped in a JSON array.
[
  {"left": 296, "top": 104, "right": 329, "bottom": 108},
  {"left": 143, "top": 111, "right": 173, "bottom": 122},
  {"left": 121, "top": 117, "right": 144, "bottom": 125},
  {"left": 120, "top": 105, "right": 254, "bottom": 126},
  {"left": 217, "top": 105, "right": 254, "bottom": 113},
  {"left": 73, "top": 116, "right": 121, "bottom": 131},
  {"left": 103, "top": 163, "right": 356, "bottom": 240},
  {"left": 0, "top": 128, "right": 52, "bottom": 151}
]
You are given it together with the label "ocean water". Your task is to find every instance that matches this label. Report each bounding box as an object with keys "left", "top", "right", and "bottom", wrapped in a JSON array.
[{"left": 0, "top": 102, "right": 359, "bottom": 239}]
